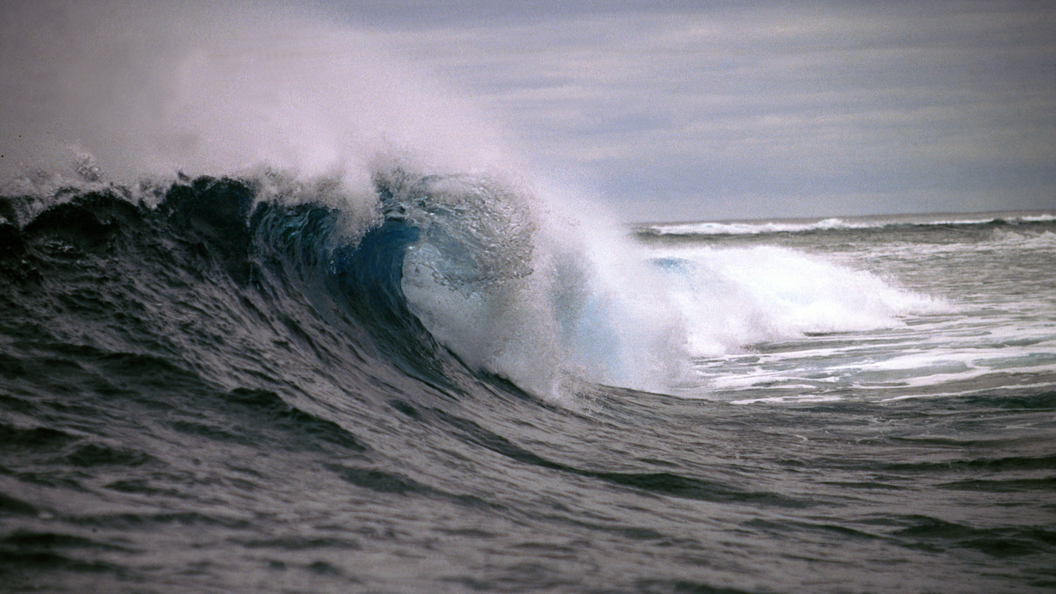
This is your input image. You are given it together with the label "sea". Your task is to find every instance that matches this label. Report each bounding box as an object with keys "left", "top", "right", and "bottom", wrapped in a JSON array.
[{"left": 0, "top": 167, "right": 1053, "bottom": 593}]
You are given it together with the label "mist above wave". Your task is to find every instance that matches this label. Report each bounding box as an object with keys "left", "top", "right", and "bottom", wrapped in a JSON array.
[{"left": 0, "top": 1, "right": 513, "bottom": 198}]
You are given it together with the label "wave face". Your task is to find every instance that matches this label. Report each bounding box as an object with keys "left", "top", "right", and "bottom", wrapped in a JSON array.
[{"left": 0, "top": 173, "right": 512, "bottom": 400}]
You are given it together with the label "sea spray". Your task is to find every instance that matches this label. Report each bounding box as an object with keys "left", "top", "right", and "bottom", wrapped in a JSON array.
[
  {"left": 1, "top": 1, "right": 511, "bottom": 196},
  {"left": 384, "top": 170, "right": 690, "bottom": 398}
]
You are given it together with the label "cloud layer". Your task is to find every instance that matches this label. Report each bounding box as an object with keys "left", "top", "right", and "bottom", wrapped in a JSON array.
[
  {"left": 348, "top": 1, "right": 1056, "bottom": 220},
  {"left": 3, "top": 1, "right": 1052, "bottom": 221}
]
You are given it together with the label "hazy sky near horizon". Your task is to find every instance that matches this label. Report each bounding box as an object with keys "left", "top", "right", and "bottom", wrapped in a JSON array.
[
  {"left": 2, "top": 1, "right": 1053, "bottom": 222},
  {"left": 330, "top": 0, "right": 1056, "bottom": 221}
]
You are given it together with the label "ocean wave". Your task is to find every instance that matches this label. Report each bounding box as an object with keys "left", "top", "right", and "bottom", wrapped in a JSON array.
[{"left": 1, "top": 166, "right": 943, "bottom": 403}]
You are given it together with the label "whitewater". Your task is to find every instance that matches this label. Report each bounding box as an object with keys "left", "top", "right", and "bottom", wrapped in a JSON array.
[{"left": 2, "top": 4, "right": 1055, "bottom": 593}]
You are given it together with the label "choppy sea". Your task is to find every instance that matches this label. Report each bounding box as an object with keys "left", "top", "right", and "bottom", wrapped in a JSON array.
[{"left": 1, "top": 171, "right": 1053, "bottom": 593}]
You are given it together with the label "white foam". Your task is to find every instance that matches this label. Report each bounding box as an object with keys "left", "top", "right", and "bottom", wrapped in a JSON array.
[
  {"left": 641, "top": 218, "right": 868, "bottom": 236},
  {"left": 731, "top": 394, "right": 844, "bottom": 405},
  {"left": 649, "top": 245, "right": 947, "bottom": 358},
  {"left": 639, "top": 212, "right": 1056, "bottom": 237}
]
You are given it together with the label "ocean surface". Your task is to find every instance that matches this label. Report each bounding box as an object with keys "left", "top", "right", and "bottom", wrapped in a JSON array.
[{"left": 1, "top": 172, "right": 1054, "bottom": 593}]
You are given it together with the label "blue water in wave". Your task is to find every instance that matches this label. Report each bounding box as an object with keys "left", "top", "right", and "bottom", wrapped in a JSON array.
[{"left": 1, "top": 173, "right": 1055, "bottom": 593}]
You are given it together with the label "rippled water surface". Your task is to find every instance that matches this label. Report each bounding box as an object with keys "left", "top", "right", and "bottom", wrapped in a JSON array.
[{"left": 1, "top": 184, "right": 1054, "bottom": 593}]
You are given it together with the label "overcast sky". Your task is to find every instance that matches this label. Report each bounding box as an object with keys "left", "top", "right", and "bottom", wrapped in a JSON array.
[
  {"left": 2, "top": 1, "right": 1053, "bottom": 222},
  {"left": 326, "top": 1, "right": 1056, "bottom": 221}
]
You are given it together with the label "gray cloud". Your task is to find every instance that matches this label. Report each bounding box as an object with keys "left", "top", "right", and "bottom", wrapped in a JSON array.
[
  {"left": 4, "top": 1, "right": 1051, "bottom": 221},
  {"left": 337, "top": 1, "right": 1056, "bottom": 221}
]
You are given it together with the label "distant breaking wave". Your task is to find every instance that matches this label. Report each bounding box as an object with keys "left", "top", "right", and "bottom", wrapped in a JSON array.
[{"left": 636, "top": 212, "right": 1056, "bottom": 238}]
